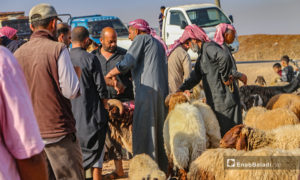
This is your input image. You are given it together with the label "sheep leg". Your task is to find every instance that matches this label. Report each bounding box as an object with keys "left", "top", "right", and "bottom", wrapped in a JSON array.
[
  {"left": 178, "top": 168, "right": 187, "bottom": 180},
  {"left": 167, "top": 160, "right": 175, "bottom": 178}
]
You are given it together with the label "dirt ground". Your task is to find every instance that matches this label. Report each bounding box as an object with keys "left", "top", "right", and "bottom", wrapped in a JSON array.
[{"left": 234, "top": 34, "right": 300, "bottom": 61}]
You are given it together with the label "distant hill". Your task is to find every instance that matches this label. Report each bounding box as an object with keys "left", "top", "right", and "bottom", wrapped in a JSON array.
[{"left": 234, "top": 34, "right": 300, "bottom": 61}]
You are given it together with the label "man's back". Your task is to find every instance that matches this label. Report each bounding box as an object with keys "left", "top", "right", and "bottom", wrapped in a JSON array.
[
  {"left": 14, "top": 30, "right": 76, "bottom": 138},
  {"left": 282, "top": 65, "right": 294, "bottom": 82},
  {"left": 168, "top": 46, "right": 192, "bottom": 93},
  {"left": 127, "top": 34, "right": 168, "bottom": 91}
]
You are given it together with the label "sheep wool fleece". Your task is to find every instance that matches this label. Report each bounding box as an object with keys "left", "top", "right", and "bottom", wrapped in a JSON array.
[{"left": 116, "top": 34, "right": 169, "bottom": 172}]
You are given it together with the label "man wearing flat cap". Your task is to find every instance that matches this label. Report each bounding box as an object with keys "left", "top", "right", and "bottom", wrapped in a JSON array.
[{"left": 14, "top": 3, "right": 84, "bottom": 180}]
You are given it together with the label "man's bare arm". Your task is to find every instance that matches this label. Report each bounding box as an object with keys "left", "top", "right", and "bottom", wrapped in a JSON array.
[{"left": 16, "top": 151, "right": 48, "bottom": 180}]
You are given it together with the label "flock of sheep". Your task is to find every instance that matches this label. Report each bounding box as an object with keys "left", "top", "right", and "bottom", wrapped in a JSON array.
[{"left": 106, "top": 74, "right": 300, "bottom": 180}]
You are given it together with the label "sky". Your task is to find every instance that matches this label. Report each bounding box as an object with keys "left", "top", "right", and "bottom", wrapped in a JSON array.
[{"left": 1, "top": 0, "right": 300, "bottom": 35}]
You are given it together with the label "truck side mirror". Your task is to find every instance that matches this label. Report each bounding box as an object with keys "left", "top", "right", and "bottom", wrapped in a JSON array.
[
  {"left": 180, "top": 21, "right": 187, "bottom": 29},
  {"left": 229, "top": 15, "right": 234, "bottom": 23}
]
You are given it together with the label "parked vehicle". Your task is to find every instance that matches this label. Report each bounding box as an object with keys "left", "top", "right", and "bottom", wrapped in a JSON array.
[
  {"left": 162, "top": 3, "right": 239, "bottom": 60},
  {"left": 69, "top": 15, "right": 131, "bottom": 49},
  {"left": 0, "top": 11, "right": 31, "bottom": 40}
]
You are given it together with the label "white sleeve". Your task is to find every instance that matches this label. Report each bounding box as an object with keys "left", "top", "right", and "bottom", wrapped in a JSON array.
[{"left": 57, "top": 48, "right": 80, "bottom": 99}]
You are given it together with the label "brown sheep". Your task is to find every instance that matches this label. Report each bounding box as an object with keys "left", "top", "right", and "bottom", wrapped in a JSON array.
[
  {"left": 220, "top": 124, "right": 300, "bottom": 151},
  {"left": 266, "top": 93, "right": 300, "bottom": 120},
  {"left": 244, "top": 106, "right": 299, "bottom": 130},
  {"left": 107, "top": 99, "right": 134, "bottom": 153}
]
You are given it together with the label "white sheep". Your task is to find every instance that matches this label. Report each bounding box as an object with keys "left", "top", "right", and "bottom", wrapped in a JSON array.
[
  {"left": 163, "top": 103, "right": 207, "bottom": 179},
  {"left": 128, "top": 154, "right": 166, "bottom": 180},
  {"left": 188, "top": 148, "right": 300, "bottom": 180},
  {"left": 220, "top": 124, "right": 300, "bottom": 151},
  {"left": 244, "top": 106, "right": 299, "bottom": 130},
  {"left": 266, "top": 93, "right": 300, "bottom": 120},
  {"left": 165, "top": 92, "right": 221, "bottom": 148},
  {"left": 191, "top": 100, "right": 221, "bottom": 148}
]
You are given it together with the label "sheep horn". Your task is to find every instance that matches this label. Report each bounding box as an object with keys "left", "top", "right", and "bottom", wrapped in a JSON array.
[{"left": 107, "top": 99, "right": 124, "bottom": 115}]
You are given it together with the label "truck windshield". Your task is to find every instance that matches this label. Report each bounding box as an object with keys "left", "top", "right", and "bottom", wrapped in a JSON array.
[
  {"left": 88, "top": 19, "right": 128, "bottom": 38},
  {"left": 187, "top": 7, "right": 231, "bottom": 28}
]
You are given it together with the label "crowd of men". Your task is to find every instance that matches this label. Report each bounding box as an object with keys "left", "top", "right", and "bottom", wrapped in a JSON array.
[{"left": 0, "top": 3, "right": 248, "bottom": 180}]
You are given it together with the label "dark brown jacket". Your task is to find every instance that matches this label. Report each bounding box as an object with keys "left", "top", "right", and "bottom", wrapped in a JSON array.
[{"left": 14, "top": 29, "right": 76, "bottom": 138}]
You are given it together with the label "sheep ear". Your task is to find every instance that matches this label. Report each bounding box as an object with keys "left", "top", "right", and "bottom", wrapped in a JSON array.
[{"left": 236, "top": 128, "right": 248, "bottom": 150}]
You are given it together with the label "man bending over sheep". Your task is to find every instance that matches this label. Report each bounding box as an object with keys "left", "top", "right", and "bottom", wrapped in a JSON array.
[{"left": 177, "top": 24, "right": 242, "bottom": 137}]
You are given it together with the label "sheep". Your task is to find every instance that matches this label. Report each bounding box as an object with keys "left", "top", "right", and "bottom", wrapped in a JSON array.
[
  {"left": 244, "top": 106, "right": 299, "bottom": 130},
  {"left": 163, "top": 91, "right": 221, "bottom": 179},
  {"left": 191, "top": 100, "right": 221, "bottom": 148},
  {"left": 188, "top": 147, "right": 300, "bottom": 180},
  {"left": 128, "top": 154, "right": 166, "bottom": 180},
  {"left": 165, "top": 92, "right": 221, "bottom": 148},
  {"left": 255, "top": 76, "right": 267, "bottom": 86},
  {"left": 220, "top": 124, "right": 300, "bottom": 151},
  {"left": 163, "top": 103, "right": 207, "bottom": 179},
  {"left": 107, "top": 99, "right": 134, "bottom": 154},
  {"left": 266, "top": 93, "right": 300, "bottom": 120},
  {"left": 239, "top": 73, "right": 300, "bottom": 111}
]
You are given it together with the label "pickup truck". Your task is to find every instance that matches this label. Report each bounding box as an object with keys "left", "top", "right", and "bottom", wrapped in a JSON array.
[
  {"left": 69, "top": 15, "right": 131, "bottom": 49},
  {"left": 162, "top": 3, "right": 239, "bottom": 60}
]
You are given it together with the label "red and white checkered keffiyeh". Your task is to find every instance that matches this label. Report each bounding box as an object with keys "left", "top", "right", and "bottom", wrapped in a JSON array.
[
  {"left": 129, "top": 19, "right": 168, "bottom": 55},
  {"left": 214, "top": 23, "right": 236, "bottom": 46}
]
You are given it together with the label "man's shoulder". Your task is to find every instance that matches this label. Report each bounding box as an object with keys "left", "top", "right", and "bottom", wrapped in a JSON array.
[
  {"left": 116, "top": 46, "right": 127, "bottom": 55},
  {"left": 170, "top": 46, "right": 187, "bottom": 58}
]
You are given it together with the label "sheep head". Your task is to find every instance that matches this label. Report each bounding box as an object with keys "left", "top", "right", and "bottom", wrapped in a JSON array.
[
  {"left": 165, "top": 92, "right": 190, "bottom": 112},
  {"left": 220, "top": 124, "right": 251, "bottom": 150},
  {"left": 108, "top": 99, "right": 124, "bottom": 115},
  {"left": 107, "top": 99, "right": 133, "bottom": 127}
]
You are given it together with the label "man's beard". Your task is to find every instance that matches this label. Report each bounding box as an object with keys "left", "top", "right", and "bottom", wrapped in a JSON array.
[
  {"left": 190, "top": 42, "right": 200, "bottom": 53},
  {"left": 103, "top": 45, "right": 116, "bottom": 53}
]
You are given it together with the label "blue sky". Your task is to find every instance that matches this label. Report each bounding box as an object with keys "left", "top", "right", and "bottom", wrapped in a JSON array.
[{"left": 2, "top": 0, "right": 300, "bottom": 35}]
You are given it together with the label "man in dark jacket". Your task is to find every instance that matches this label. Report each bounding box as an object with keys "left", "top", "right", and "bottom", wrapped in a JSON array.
[
  {"left": 92, "top": 27, "right": 134, "bottom": 179},
  {"left": 70, "top": 26, "right": 112, "bottom": 179},
  {"left": 177, "top": 25, "right": 242, "bottom": 137}
]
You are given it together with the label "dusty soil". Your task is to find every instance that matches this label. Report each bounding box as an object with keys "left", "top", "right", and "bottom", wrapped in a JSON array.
[{"left": 234, "top": 34, "right": 300, "bottom": 61}]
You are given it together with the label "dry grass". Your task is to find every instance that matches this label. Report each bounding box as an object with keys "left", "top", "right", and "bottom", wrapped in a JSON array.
[{"left": 234, "top": 34, "right": 300, "bottom": 61}]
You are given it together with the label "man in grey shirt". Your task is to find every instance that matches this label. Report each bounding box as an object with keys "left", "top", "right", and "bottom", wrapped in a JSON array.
[{"left": 167, "top": 36, "right": 192, "bottom": 94}]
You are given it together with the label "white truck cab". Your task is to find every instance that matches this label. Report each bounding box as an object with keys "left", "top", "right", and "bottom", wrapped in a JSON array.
[{"left": 162, "top": 3, "right": 239, "bottom": 60}]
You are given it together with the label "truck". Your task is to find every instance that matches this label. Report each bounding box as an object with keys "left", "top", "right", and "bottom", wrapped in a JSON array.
[
  {"left": 69, "top": 15, "right": 131, "bottom": 49},
  {"left": 162, "top": 3, "right": 239, "bottom": 60},
  {"left": 0, "top": 11, "right": 31, "bottom": 40}
]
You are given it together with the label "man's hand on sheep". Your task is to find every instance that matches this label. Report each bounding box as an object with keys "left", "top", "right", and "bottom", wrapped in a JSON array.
[
  {"left": 223, "top": 75, "right": 234, "bottom": 86},
  {"left": 112, "top": 76, "right": 125, "bottom": 95}
]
